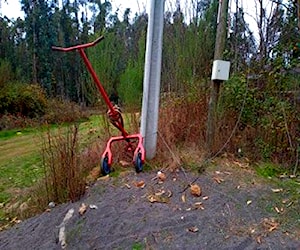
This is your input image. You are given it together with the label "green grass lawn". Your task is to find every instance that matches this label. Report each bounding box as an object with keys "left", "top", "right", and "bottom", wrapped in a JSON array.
[
  {"left": 0, "top": 115, "right": 110, "bottom": 222},
  {"left": 0, "top": 113, "right": 139, "bottom": 221}
]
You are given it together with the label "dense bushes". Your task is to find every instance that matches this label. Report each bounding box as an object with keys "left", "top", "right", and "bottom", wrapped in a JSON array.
[
  {"left": 0, "top": 82, "right": 88, "bottom": 130},
  {"left": 219, "top": 73, "right": 299, "bottom": 167},
  {"left": 158, "top": 72, "right": 299, "bottom": 171},
  {"left": 0, "top": 83, "right": 47, "bottom": 118}
]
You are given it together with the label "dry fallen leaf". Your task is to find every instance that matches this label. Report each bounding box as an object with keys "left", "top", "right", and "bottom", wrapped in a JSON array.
[
  {"left": 193, "top": 202, "right": 204, "bottom": 210},
  {"left": 147, "top": 194, "right": 169, "bottom": 203},
  {"left": 188, "top": 226, "right": 199, "bottom": 233},
  {"left": 98, "top": 175, "right": 110, "bottom": 181},
  {"left": 135, "top": 180, "right": 146, "bottom": 188},
  {"left": 119, "top": 160, "right": 131, "bottom": 167},
  {"left": 213, "top": 176, "right": 224, "bottom": 184},
  {"left": 157, "top": 171, "right": 166, "bottom": 182},
  {"left": 271, "top": 188, "right": 283, "bottom": 193},
  {"left": 263, "top": 218, "right": 279, "bottom": 232},
  {"left": 181, "top": 193, "right": 186, "bottom": 203},
  {"left": 147, "top": 188, "right": 171, "bottom": 203},
  {"left": 148, "top": 195, "right": 157, "bottom": 203},
  {"left": 274, "top": 207, "right": 284, "bottom": 213},
  {"left": 124, "top": 183, "right": 131, "bottom": 189},
  {"left": 190, "top": 184, "right": 201, "bottom": 197},
  {"left": 167, "top": 190, "right": 173, "bottom": 198},
  {"left": 78, "top": 203, "right": 87, "bottom": 215},
  {"left": 155, "top": 190, "right": 165, "bottom": 196},
  {"left": 256, "top": 236, "right": 262, "bottom": 244},
  {"left": 268, "top": 225, "right": 278, "bottom": 232}
]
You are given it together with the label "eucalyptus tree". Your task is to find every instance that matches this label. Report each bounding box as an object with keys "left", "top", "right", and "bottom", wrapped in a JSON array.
[
  {"left": 0, "top": 17, "right": 14, "bottom": 68},
  {"left": 88, "top": 0, "right": 112, "bottom": 33},
  {"left": 21, "top": 0, "right": 55, "bottom": 91},
  {"left": 228, "top": 6, "right": 256, "bottom": 73}
]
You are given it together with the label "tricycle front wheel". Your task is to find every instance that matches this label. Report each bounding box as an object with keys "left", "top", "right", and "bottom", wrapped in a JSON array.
[
  {"left": 100, "top": 156, "right": 111, "bottom": 176},
  {"left": 134, "top": 152, "right": 143, "bottom": 173}
]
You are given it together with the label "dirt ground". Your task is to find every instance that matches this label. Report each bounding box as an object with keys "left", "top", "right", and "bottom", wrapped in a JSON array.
[{"left": 0, "top": 161, "right": 299, "bottom": 250}]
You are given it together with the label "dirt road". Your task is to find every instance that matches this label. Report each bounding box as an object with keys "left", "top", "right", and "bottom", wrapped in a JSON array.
[{"left": 0, "top": 162, "right": 299, "bottom": 249}]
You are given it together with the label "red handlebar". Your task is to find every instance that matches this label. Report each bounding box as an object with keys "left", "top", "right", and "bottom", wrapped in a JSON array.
[
  {"left": 51, "top": 36, "right": 104, "bottom": 52},
  {"left": 51, "top": 35, "right": 129, "bottom": 139}
]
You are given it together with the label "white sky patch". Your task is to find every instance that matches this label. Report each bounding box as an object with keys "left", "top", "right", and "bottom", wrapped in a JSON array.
[
  {"left": 0, "top": 0, "right": 149, "bottom": 20},
  {"left": 1, "top": 0, "right": 286, "bottom": 42},
  {"left": 1, "top": 0, "right": 24, "bottom": 19}
]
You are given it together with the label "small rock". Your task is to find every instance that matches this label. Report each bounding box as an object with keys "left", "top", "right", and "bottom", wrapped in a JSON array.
[
  {"left": 48, "top": 202, "right": 55, "bottom": 208},
  {"left": 89, "top": 204, "right": 98, "bottom": 209}
]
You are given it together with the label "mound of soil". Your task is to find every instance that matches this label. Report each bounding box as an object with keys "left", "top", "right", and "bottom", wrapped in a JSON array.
[{"left": 0, "top": 163, "right": 299, "bottom": 249}]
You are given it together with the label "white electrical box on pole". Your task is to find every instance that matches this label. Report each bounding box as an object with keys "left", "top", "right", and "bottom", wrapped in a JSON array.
[
  {"left": 206, "top": 0, "right": 229, "bottom": 154},
  {"left": 140, "top": 0, "right": 165, "bottom": 160}
]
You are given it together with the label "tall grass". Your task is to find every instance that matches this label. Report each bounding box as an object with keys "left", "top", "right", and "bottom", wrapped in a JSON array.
[{"left": 42, "top": 125, "right": 86, "bottom": 203}]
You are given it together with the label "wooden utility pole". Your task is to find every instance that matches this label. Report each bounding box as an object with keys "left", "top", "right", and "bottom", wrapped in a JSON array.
[{"left": 206, "top": 0, "right": 229, "bottom": 154}]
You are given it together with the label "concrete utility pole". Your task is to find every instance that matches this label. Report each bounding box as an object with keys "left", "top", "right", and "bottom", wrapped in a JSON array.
[
  {"left": 206, "top": 0, "right": 229, "bottom": 154},
  {"left": 140, "top": 0, "right": 165, "bottom": 160}
]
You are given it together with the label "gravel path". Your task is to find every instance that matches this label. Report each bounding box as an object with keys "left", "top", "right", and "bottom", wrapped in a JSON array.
[{"left": 0, "top": 164, "right": 299, "bottom": 250}]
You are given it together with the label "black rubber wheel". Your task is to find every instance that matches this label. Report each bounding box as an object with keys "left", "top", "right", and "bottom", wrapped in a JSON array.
[
  {"left": 100, "top": 156, "right": 111, "bottom": 176},
  {"left": 134, "top": 152, "right": 143, "bottom": 173}
]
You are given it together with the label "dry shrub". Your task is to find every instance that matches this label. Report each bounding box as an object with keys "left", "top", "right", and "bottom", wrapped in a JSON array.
[
  {"left": 0, "top": 98, "right": 88, "bottom": 131},
  {"left": 127, "top": 112, "right": 141, "bottom": 134},
  {"left": 217, "top": 108, "right": 299, "bottom": 168},
  {"left": 158, "top": 95, "right": 207, "bottom": 147},
  {"left": 42, "top": 125, "right": 86, "bottom": 203},
  {"left": 2, "top": 137, "right": 103, "bottom": 227},
  {"left": 0, "top": 113, "right": 36, "bottom": 130},
  {"left": 43, "top": 99, "right": 89, "bottom": 124},
  {"left": 155, "top": 95, "right": 208, "bottom": 170}
]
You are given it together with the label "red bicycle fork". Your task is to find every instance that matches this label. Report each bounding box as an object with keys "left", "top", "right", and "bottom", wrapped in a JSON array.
[{"left": 52, "top": 36, "right": 145, "bottom": 174}]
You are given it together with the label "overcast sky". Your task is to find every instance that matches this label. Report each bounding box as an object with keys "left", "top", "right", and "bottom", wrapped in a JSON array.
[
  {"left": 1, "top": 0, "right": 149, "bottom": 19},
  {"left": 1, "top": 0, "right": 284, "bottom": 44},
  {"left": 1, "top": 0, "right": 259, "bottom": 21}
]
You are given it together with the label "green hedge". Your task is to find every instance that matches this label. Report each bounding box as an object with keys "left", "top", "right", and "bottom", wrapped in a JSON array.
[{"left": 0, "top": 83, "right": 47, "bottom": 118}]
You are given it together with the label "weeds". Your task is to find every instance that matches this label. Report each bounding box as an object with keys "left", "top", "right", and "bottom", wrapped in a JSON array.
[{"left": 42, "top": 125, "right": 86, "bottom": 203}]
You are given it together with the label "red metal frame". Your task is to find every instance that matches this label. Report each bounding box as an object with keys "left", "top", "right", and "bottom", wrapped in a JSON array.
[{"left": 52, "top": 36, "right": 145, "bottom": 168}]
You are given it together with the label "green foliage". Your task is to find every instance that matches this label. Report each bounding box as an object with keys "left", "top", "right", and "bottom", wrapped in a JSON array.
[
  {"left": 88, "top": 31, "right": 126, "bottom": 102},
  {"left": 0, "top": 59, "right": 13, "bottom": 88},
  {"left": 132, "top": 242, "right": 143, "bottom": 250},
  {"left": 0, "top": 83, "right": 47, "bottom": 118},
  {"left": 255, "top": 162, "right": 282, "bottom": 177},
  {"left": 118, "top": 60, "right": 143, "bottom": 108},
  {"left": 220, "top": 75, "right": 258, "bottom": 125},
  {"left": 219, "top": 72, "right": 298, "bottom": 167}
]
